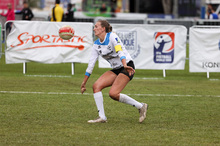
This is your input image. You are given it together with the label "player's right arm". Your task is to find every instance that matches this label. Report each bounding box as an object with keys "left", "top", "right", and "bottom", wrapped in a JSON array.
[
  {"left": 81, "top": 46, "right": 99, "bottom": 94},
  {"left": 81, "top": 75, "right": 89, "bottom": 94}
]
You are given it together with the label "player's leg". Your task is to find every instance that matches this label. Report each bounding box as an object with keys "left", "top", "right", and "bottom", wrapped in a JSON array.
[
  {"left": 109, "top": 73, "right": 142, "bottom": 107},
  {"left": 93, "top": 70, "right": 117, "bottom": 93},
  {"left": 88, "top": 71, "right": 117, "bottom": 123},
  {"left": 109, "top": 73, "right": 148, "bottom": 123}
]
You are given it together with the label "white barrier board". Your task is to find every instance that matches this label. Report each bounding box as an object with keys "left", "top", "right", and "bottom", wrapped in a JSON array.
[
  {"left": 189, "top": 26, "right": 220, "bottom": 72},
  {"left": 5, "top": 21, "right": 93, "bottom": 64},
  {"left": 99, "top": 24, "right": 187, "bottom": 70}
]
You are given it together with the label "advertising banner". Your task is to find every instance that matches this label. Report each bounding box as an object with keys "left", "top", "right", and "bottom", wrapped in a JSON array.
[
  {"left": 5, "top": 21, "right": 93, "bottom": 64},
  {"left": 189, "top": 26, "right": 220, "bottom": 72},
  {"left": 99, "top": 24, "right": 187, "bottom": 70}
]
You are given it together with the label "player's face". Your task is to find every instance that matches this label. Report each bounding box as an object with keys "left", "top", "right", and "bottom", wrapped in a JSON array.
[{"left": 93, "top": 22, "right": 105, "bottom": 37}]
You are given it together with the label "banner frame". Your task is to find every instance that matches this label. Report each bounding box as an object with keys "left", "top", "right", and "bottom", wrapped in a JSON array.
[
  {"left": 5, "top": 21, "right": 93, "bottom": 75},
  {"left": 189, "top": 25, "right": 220, "bottom": 78}
]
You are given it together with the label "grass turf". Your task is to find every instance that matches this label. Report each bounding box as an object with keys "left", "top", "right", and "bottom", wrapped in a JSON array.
[{"left": 0, "top": 54, "right": 220, "bottom": 145}]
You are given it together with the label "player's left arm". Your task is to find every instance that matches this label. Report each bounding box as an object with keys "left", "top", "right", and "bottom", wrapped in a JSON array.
[{"left": 114, "top": 38, "right": 135, "bottom": 76}]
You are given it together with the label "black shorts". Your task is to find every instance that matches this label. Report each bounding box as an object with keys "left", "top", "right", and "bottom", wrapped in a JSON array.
[{"left": 110, "top": 61, "right": 135, "bottom": 80}]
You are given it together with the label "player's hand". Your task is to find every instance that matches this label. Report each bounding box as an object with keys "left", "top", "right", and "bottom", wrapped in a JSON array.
[
  {"left": 124, "top": 66, "right": 135, "bottom": 76},
  {"left": 81, "top": 82, "right": 86, "bottom": 94}
]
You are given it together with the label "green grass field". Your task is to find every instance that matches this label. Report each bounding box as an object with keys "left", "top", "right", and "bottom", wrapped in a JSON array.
[{"left": 0, "top": 52, "right": 220, "bottom": 145}]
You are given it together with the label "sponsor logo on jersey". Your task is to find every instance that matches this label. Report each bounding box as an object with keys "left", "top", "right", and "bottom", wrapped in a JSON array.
[{"left": 115, "top": 38, "right": 120, "bottom": 43}]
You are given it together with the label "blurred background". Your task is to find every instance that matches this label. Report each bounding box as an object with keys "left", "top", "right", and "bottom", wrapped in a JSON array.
[
  {"left": 1, "top": 0, "right": 220, "bottom": 37},
  {"left": 0, "top": 0, "right": 218, "bottom": 20}
]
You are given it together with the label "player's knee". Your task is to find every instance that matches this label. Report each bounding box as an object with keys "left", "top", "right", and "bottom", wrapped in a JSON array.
[
  {"left": 109, "top": 91, "right": 119, "bottom": 101},
  {"left": 93, "top": 82, "right": 101, "bottom": 93}
]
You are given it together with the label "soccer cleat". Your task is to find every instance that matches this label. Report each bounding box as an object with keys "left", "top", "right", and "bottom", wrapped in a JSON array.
[
  {"left": 87, "top": 117, "right": 107, "bottom": 123},
  {"left": 139, "top": 103, "right": 148, "bottom": 123}
]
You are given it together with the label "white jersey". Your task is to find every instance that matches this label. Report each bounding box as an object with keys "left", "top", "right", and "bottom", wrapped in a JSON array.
[{"left": 86, "top": 32, "right": 132, "bottom": 75}]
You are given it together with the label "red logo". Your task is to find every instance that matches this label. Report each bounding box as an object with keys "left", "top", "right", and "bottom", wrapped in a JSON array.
[{"left": 10, "top": 32, "right": 87, "bottom": 51}]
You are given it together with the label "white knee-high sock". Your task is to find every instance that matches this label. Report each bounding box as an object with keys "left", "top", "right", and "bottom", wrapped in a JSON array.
[
  {"left": 93, "top": 91, "right": 107, "bottom": 120},
  {"left": 119, "top": 93, "right": 143, "bottom": 109}
]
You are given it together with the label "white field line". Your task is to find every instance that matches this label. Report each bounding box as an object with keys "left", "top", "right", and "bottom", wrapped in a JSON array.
[
  {"left": 24, "top": 75, "right": 220, "bottom": 81},
  {"left": 25, "top": 75, "right": 72, "bottom": 78},
  {"left": 133, "top": 77, "right": 163, "bottom": 80},
  {"left": 0, "top": 91, "right": 220, "bottom": 98},
  {"left": 209, "top": 79, "right": 220, "bottom": 81},
  {"left": 25, "top": 75, "right": 163, "bottom": 80}
]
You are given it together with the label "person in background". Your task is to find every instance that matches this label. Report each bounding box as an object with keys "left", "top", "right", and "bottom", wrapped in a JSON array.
[
  {"left": 64, "top": 3, "right": 74, "bottom": 22},
  {"left": 51, "top": 0, "right": 64, "bottom": 22},
  {"left": 16, "top": 1, "right": 34, "bottom": 20},
  {"left": 0, "top": 3, "right": 15, "bottom": 43},
  {"left": 100, "top": 3, "right": 107, "bottom": 14},
  {"left": 0, "top": 3, "right": 15, "bottom": 32},
  {"left": 72, "top": 3, "right": 77, "bottom": 12},
  {"left": 207, "top": 4, "right": 219, "bottom": 19},
  {"left": 110, "top": 3, "right": 116, "bottom": 17}
]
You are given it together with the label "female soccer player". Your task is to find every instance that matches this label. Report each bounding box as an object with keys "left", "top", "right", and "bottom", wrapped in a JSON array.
[{"left": 81, "top": 20, "right": 148, "bottom": 123}]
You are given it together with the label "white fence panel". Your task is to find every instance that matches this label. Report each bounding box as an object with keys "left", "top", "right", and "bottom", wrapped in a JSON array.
[
  {"left": 5, "top": 21, "right": 93, "bottom": 64},
  {"left": 99, "top": 24, "right": 187, "bottom": 70},
  {"left": 189, "top": 26, "right": 220, "bottom": 72}
]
